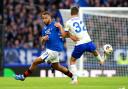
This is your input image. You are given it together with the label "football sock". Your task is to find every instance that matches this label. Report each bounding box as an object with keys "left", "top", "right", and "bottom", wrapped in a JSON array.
[
  {"left": 96, "top": 54, "right": 104, "bottom": 61},
  {"left": 64, "top": 70, "right": 73, "bottom": 78},
  {"left": 70, "top": 64, "right": 77, "bottom": 80},
  {"left": 103, "top": 51, "right": 108, "bottom": 60},
  {"left": 23, "top": 69, "right": 32, "bottom": 77}
]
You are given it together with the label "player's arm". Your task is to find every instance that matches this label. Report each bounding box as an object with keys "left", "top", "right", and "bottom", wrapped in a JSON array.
[
  {"left": 54, "top": 22, "right": 79, "bottom": 41},
  {"left": 40, "top": 35, "right": 49, "bottom": 45},
  {"left": 54, "top": 22, "right": 68, "bottom": 38},
  {"left": 64, "top": 21, "right": 79, "bottom": 42},
  {"left": 68, "top": 33, "right": 79, "bottom": 42}
]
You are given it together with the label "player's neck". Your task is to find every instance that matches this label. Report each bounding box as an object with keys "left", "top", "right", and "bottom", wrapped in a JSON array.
[
  {"left": 71, "top": 15, "right": 78, "bottom": 18},
  {"left": 47, "top": 19, "right": 52, "bottom": 25}
]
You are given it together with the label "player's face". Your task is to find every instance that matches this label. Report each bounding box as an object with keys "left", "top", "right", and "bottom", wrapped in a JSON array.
[{"left": 41, "top": 14, "right": 51, "bottom": 25}]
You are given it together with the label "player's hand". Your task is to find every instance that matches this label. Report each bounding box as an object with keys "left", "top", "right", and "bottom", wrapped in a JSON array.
[
  {"left": 54, "top": 22, "right": 62, "bottom": 29},
  {"left": 42, "top": 35, "right": 49, "bottom": 41}
]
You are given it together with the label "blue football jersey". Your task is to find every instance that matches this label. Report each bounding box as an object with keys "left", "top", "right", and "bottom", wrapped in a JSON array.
[{"left": 42, "top": 21, "right": 64, "bottom": 52}]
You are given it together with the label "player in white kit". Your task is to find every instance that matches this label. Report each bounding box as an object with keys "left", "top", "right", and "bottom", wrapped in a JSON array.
[{"left": 63, "top": 7, "right": 105, "bottom": 84}]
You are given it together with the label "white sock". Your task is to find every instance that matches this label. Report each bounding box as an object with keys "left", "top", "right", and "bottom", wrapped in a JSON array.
[
  {"left": 70, "top": 64, "right": 77, "bottom": 81},
  {"left": 103, "top": 52, "right": 108, "bottom": 60},
  {"left": 96, "top": 54, "right": 104, "bottom": 62}
]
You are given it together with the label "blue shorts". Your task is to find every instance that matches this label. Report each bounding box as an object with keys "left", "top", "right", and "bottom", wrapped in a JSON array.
[{"left": 72, "top": 41, "right": 96, "bottom": 59}]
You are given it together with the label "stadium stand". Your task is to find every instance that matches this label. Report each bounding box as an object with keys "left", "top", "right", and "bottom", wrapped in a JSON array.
[{"left": 4, "top": 0, "right": 128, "bottom": 48}]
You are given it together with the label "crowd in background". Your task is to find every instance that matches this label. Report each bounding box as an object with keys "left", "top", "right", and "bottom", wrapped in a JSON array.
[
  {"left": 4, "top": 0, "right": 65, "bottom": 48},
  {"left": 4, "top": 0, "right": 128, "bottom": 48},
  {"left": 84, "top": 15, "right": 128, "bottom": 49},
  {"left": 75, "top": 0, "right": 128, "bottom": 7}
]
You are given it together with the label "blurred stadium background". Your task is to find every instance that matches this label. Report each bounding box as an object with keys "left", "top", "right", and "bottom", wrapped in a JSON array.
[{"left": 0, "top": 0, "right": 128, "bottom": 89}]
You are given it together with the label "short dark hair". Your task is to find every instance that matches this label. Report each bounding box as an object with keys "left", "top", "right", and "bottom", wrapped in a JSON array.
[
  {"left": 71, "top": 7, "right": 79, "bottom": 15},
  {"left": 41, "top": 11, "right": 51, "bottom": 16}
]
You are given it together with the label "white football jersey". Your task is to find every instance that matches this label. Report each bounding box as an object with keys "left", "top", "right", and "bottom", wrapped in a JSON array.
[{"left": 65, "top": 17, "right": 92, "bottom": 45}]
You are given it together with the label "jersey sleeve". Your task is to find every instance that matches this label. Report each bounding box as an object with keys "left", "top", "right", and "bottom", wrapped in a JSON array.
[{"left": 64, "top": 21, "right": 70, "bottom": 32}]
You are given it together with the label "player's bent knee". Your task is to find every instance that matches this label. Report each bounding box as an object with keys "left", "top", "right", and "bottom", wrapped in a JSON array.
[
  {"left": 32, "top": 57, "right": 43, "bottom": 65},
  {"left": 32, "top": 61, "right": 38, "bottom": 66},
  {"left": 70, "top": 57, "right": 77, "bottom": 64},
  {"left": 92, "top": 50, "right": 99, "bottom": 56}
]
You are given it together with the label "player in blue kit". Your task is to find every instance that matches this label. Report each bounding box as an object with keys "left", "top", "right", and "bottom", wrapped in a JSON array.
[{"left": 14, "top": 11, "right": 73, "bottom": 81}]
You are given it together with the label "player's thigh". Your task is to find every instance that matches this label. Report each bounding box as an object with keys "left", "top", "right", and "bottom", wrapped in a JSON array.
[
  {"left": 40, "top": 50, "right": 50, "bottom": 62},
  {"left": 45, "top": 49, "right": 60, "bottom": 63},
  {"left": 51, "top": 62, "right": 60, "bottom": 69},
  {"left": 86, "top": 41, "right": 96, "bottom": 52},
  {"left": 71, "top": 45, "right": 85, "bottom": 59},
  {"left": 72, "top": 42, "right": 96, "bottom": 59},
  {"left": 33, "top": 57, "right": 43, "bottom": 64},
  {"left": 86, "top": 42, "right": 98, "bottom": 56},
  {"left": 40, "top": 49, "right": 59, "bottom": 63},
  {"left": 49, "top": 51, "right": 59, "bottom": 63}
]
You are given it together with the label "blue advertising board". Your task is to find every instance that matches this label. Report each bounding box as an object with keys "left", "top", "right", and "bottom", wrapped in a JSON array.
[{"left": 4, "top": 48, "right": 68, "bottom": 67}]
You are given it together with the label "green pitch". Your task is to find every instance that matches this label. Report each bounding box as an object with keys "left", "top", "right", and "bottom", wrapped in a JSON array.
[{"left": 0, "top": 77, "right": 127, "bottom": 89}]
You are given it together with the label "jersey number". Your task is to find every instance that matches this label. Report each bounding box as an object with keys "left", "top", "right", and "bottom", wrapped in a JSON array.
[{"left": 73, "top": 21, "right": 86, "bottom": 33}]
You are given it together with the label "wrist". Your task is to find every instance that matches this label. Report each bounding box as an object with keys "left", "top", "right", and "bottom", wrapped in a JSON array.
[
  {"left": 58, "top": 25, "right": 62, "bottom": 29},
  {"left": 41, "top": 37, "right": 45, "bottom": 41}
]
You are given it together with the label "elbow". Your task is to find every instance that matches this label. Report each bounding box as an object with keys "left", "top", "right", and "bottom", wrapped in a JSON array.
[
  {"left": 61, "top": 32, "right": 68, "bottom": 38},
  {"left": 61, "top": 34, "right": 66, "bottom": 38},
  {"left": 61, "top": 31, "right": 69, "bottom": 38}
]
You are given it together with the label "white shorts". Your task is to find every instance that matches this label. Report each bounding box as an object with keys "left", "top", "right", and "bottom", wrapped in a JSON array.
[{"left": 40, "top": 49, "right": 60, "bottom": 63}]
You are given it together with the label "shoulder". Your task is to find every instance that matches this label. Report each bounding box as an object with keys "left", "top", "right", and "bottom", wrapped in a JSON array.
[
  {"left": 42, "top": 26, "right": 46, "bottom": 31},
  {"left": 65, "top": 19, "right": 71, "bottom": 26},
  {"left": 52, "top": 21, "right": 59, "bottom": 28},
  {"left": 66, "top": 17, "right": 80, "bottom": 24},
  {"left": 52, "top": 20, "right": 57, "bottom": 25}
]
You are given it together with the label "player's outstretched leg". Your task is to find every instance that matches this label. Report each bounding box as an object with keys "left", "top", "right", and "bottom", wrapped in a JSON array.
[
  {"left": 14, "top": 57, "right": 43, "bottom": 81},
  {"left": 51, "top": 63, "right": 73, "bottom": 78},
  {"left": 92, "top": 50, "right": 105, "bottom": 65}
]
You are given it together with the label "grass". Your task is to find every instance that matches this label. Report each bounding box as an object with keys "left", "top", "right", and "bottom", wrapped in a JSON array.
[{"left": 0, "top": 77, "right": 127, "bottom": 89}]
